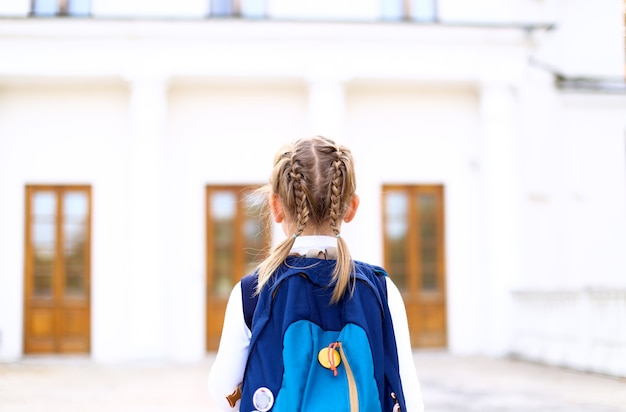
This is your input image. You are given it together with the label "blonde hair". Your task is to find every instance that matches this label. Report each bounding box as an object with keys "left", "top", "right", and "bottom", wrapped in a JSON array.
[{"left": 256, "top": 135, "right": 357, "bottom": 304}]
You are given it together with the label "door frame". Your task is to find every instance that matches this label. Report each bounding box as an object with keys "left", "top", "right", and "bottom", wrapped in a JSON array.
[
  {"left": 23, "top": 184, "right": 92, "bottom": 354},
  {"left": 205, "top": 184, "right": 270, "bottom": 351},
  {"left": 382, "top": 184, "right": 447, "bottom": 348}
]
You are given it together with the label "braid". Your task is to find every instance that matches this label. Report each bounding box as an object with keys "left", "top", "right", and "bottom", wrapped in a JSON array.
[
  {"left": 326, "top": 145, "right": 355, "bottom": 304},
  {"left": 328, "top": 158, "right": 343, "bottom": 237},
  {"left": 290, "top": 158, "right": 310, "bottom": 236}
]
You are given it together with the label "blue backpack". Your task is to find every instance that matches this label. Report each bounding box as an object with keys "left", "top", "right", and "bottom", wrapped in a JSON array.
[{"left": 239, "top": 256, "right": 407, "bottom": 412}]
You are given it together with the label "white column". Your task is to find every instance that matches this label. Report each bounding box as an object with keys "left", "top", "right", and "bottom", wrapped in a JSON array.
[
  {"left": 125, "top": 74, "right": 168, "bottom": 359},
  {"left": 0, "top": 115, "right": 22, "bottom": 361},
  {"left": 479, "top": 81, "right": 520, "bottom": 356},
  {"left": 306, "top": 76, "right": 347, "bottom": 142}
]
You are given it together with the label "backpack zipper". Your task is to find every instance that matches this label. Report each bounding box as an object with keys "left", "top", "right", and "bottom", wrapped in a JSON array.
[{"left": 336, "top": 342, "right": 359, "bottom": 412}]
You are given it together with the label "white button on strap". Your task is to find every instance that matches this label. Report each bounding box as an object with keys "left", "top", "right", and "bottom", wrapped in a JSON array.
[{"left": 252, "top": 387, "right": 274, "bottom": 412}]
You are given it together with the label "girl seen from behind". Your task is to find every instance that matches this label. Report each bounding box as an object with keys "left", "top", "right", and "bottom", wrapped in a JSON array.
[{"left": 208, "top": 135, "right": 424, "bottom": 411}]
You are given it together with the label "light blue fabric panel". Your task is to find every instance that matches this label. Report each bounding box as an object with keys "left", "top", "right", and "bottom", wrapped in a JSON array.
[
  {"left": 273, "top": 320, "right": 379, "bottom": 412},
  {"left": 336, "top": 324, "right": 380, "bottom": 411}
]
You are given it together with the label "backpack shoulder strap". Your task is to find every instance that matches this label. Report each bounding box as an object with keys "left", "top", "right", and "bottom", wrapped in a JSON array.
[
  {"left": 240, "top": 273, "right": 259, "bottom": 330},
  {"left": 243, "top": 263, "right": 390, "bottom": 330}
]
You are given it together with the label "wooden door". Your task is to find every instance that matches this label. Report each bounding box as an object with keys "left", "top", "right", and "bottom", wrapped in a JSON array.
[
  {"left": 383, "top": 185, "right": 447, "bottom": 347},
  {"left": 24, "top": 186, "right": 91, "bottom": 354},
  {"left": 206, "top": 186, "right": 270, "bottom": 350}
]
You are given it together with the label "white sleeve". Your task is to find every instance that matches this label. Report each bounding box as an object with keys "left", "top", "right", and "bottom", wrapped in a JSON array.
[
  {"left": 208, "top": 282, "right": 252, "bottom": 411},
  {"left": 386, "top": 277, "right": 425, "bottom": 412}
]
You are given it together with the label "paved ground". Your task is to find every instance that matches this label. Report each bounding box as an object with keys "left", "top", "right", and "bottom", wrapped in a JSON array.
[{"left": 1, "top": 350, "right": 625, "bottom": 411}]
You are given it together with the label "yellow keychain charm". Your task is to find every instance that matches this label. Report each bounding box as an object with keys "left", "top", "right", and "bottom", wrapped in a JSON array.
[{"left": 318, "top": 344, "right": 341, "bottom": 375}]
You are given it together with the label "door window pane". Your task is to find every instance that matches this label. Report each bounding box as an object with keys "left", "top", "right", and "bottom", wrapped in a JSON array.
[
  {"left": 32, "top": 0, "right": 58, "bottom": 16},
  {"left": 68, "top": 0, "right": 90, "bottom": 16},
  {"left": 381, "top": 0, "right": 404, "bottom": 20},
  {"left": 210, "top": 0, "right": 266, "bottom": 18},
  {"left": 207, "top": 186, "right": 269, "bottom": 299},
  {"left": 210, "top": 191, "right": 237, "bottom": 297},
  {"left": 410, "top": 0, "right": 436, "bottom": 22},
  {"left": 32, "top": 192, "right": 57, "bottom": 297},
  {"left": 241, "top": 0, "right": 265, "bottom": 18},
  {"left": 33, "top": 221, "right": 56, "bottom": 249},
  {"left": 63, "top": 192, "right": 88, "bottom": 216},
  {"left": 33, "top": 191, "right": 56, "bottom": 216},
  {"left": 211, "top": 0, "right": 235, "bottom": 16},
  {"left": 385, "top": 191, "right": 408, "bottom": 291},
  {"left": 417, "top": 193, "right": 438, "bottom": 290},
  {"left": 380, "top": 0, "right": 437, "bottom": 21},
  {"left": 63, "top": 192, "right": 88, "bottom": 297},
  {"left": 242, "top": 190, "right": 267, "bottom": 274}
]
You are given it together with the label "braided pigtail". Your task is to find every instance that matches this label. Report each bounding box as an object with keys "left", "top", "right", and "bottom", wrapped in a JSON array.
[
  {"left": 328, "top": 147, "right": 356, "bottom": 304},
  {"left": 255, "top": 151, "right": 311, "bottom": 293}
]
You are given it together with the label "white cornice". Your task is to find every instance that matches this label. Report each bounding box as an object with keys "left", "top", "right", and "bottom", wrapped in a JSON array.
[{"left": 0, "top": 19, "right": 534, "bottom": 84}]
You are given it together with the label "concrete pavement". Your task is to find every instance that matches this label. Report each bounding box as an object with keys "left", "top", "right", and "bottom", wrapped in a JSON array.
[{"left": 1, "top": 350, "right": 625, "bottom": 411}]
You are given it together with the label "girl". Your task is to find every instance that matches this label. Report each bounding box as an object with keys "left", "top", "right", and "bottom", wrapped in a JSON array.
[{"left": 208, "top": 136, "right": 424, "bottom": 411}]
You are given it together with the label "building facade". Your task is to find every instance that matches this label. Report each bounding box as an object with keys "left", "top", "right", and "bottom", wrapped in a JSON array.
[{"left": 0, "top": 0, "right": 625, "bottom": 377}]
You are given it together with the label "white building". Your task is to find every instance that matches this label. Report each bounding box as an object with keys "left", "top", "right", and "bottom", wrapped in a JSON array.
[{"left": 0, "top": 0, "right": 625, "bottom": 377}]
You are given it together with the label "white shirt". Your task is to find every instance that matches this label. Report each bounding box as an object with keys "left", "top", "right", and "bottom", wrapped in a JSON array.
[{"left": 208, "top": 236, "right": 425, "bottom": 411}]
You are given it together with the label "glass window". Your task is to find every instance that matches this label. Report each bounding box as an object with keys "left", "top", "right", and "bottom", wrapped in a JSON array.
[
  {"left": 211, "top": 0, "right": 236, "bottom": 16},
  {"left": 210, "top": 0, "right": 266, "bottom": 18},
  {"left": 68, "top": 0, "right": 90, "bottom": 16},
  {"left": 383, "top": 185, "right": 444, "bottom": 294},
  {"left": 380, "top": 0, "right": 437, "bottom": 22},
  {"left": 32, "top": 0, "right": 91, "bottom": 16},
  {"left": 416, "top": 193, "right": 438, "bottom": 290},
  {"left": 241, "top": 0, "right": 265, "bottom": 18},
  {"left": 63, "top": 191, "right": 89, "bottom": 297},
  {"left": 207, "top": 186, "right": 270, "bottom": 298},
  {"left": 26, "top": 186, "right": 91, "bottom": 299},
  {"left": 381, "top": 0, "right": 404, "bottom": 21},
  {"left": 410, "top": 0, "right": 436, "bottom": 22},
  {"left": 32, "top": 191, "right": 57, "bottom": 297},
  {"left": 210, "top": 191, "right": 237, "bottom": 297},
  {"left": 384, "top": 191, "right": 409, "bottom": 290},
  {"left": 32, "top": 0, "right": 58, "bottom": 16},
  {"left": 242, "top": 190, "right": 268, "bottom": 273}
]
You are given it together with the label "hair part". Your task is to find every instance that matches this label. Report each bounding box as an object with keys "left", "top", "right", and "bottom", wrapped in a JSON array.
[{"left": 255, "top": 135, "right": 357, "bottom": 303}]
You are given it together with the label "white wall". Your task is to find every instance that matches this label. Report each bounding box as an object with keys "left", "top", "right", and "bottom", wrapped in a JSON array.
[
  {"left": 511, "top": 67, "right": 626, "bottom": 376},
  {"left": 517, "top": 83, "right": 626, "bottom": 291},
  {"left": 558, "top": 94, "right": 626, "bottom": 288},
  {"left": 0, "top": 80, "right": 130, "bottom": 361},
  {"left": 0, "top": 0, "right": 29, "bottom": 16},
  {"left": 529, "top": 0, "right": 624, "bottom": 78}
]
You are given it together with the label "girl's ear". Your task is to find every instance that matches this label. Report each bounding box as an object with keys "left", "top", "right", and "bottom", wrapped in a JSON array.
[
  {"left": 343, "top": 194, "right": 360, "bottom": 223},
  {"left": 269, "top": 193, "right": 285, "bottom": 223}
]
